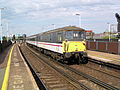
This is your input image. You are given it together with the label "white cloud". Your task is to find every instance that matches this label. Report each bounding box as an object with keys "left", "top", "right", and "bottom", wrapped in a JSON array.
[
  {"left": 1, "top": 0, "right": 120, "bottom": 35},
  {"left": 4, "top": 0, "right": 120, "bottom": 16}
]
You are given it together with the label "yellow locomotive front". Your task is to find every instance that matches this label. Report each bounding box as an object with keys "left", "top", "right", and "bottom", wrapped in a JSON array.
[
  {"left": 62, "top": 40, "right": 88, "bottom": 64},
  {"left": 63, "top": 40, "right": 86, "bottom": 52}
]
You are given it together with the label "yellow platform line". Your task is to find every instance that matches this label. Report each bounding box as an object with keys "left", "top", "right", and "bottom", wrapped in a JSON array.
[{"left": 1, "top": 45, "right": 14, "bottom": 90}]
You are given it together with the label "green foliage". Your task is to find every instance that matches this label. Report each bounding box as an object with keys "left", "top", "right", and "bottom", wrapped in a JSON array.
[
  {"left": 102, "top": 36, "right": 119, "bottom": 39},
  {"left": 102, "top": 36, "right": 109, "bottom": 39},
  {"left": 18, "top": 36, "right": 24, "bottom": 40},
  {"left": 12, "top": 35, "right": 16, "bottom": 40},
  {"left": 2, "top": 36, "right": 7, "bottom": 40},
  {"left": 111, "top": 37, "right": 119, "bottom": 39}
]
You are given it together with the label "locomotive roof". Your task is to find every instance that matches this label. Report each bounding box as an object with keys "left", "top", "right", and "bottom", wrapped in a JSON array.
[
  {"left": 43, "top": 26, "right": 85, "bottom": 34},
  {"left": 27, "top": 26, "right": 85, "bottom": 38}
]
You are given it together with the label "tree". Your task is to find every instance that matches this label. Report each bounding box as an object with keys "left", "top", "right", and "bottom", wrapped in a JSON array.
[
  {"left": 2, "top": 36, "right": 7, "bottom": 41},
  {"left": 12, "top": 35, "right": 16, "bottom": 41}
]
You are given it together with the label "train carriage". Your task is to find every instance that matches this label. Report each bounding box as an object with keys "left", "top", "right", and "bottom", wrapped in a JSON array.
[{"left": 26, "top": 26, "right": 88, "bottom": 64}]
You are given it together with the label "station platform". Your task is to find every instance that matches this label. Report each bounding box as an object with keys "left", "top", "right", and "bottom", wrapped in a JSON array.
[
  {"left": 0, "top": 44, "right": 39, "bottom": 90},
  {"left": 87, "top": 50, "right": 120, "bottom": 66}
]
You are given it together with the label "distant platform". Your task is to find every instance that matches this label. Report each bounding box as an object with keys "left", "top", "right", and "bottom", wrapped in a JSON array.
[
  {"left": 0, "top": 44, "right": 39, "bottom": 90},
  {"left": 87, "top": 50, "right": 120, "bottom": 66}
]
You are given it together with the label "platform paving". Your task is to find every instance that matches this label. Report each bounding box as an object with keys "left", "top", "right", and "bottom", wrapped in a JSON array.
[
  {"left": 1, "top": 44, "right": 39, "bottom": 90},
  {"left": 87, "top": 50, "right": 120, "bottom": 65},
  {"left": 0, "top": 46, "right": 11, "bottom": 89},
  {"left": 0, "top": 68, "right": 5, "bottom": 89}
]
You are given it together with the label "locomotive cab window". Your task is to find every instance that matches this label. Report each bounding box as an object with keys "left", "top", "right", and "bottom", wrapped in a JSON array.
[
  {"left": 73, "top": 31, "right": 85, "bottom": 40},
  {"left": 79, "top": 32, "right": 85, "bottom": 39},
  {"left": 65, "top": 31, "right": 73, "bottom": 40}
]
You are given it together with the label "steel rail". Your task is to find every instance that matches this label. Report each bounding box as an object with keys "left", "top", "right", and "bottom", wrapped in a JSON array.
[
  {"left": 41, "top": 57, "right": 91, "bottom": 90},
  {"left": 18, "top": 46, "right": 47, "bottom": 90},
  {"left": 83, "top": 64, "right": 120, "bottom": 80},
  {"left": 52, "top": 58, "right": 120, "bottom": 90},
  {"left": 63, "top": 65, "right": 120, "bottom": 90},
  {"left": 88, "top": 57, "right": 120, "bottom": 70},
  {"left": 26, "top": 44, "right": 120, "bottom": 90},
  {"left": 26, "top": 44, "right": 91, "bottom": 90}
]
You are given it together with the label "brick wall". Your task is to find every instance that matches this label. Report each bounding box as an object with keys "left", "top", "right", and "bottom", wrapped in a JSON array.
[{"left": 87, "top": 41, "right": 120, "bottom": 54}]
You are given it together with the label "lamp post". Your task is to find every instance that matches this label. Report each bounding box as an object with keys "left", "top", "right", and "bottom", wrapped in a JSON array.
[
  {"left": 52, "top": 24, "right": 55, "bottom": 29},
  {"left": 0, "top": 8, "right": 4, "bottom": 43},
  {"left": 6, "top": 22, "right": 9, "bottom": 41},
  {"left": 76, "top": 13, "right": 81, "bottom": 27},
  {"left": 107, "top": 23, "right": 111, "bottom": 41}
]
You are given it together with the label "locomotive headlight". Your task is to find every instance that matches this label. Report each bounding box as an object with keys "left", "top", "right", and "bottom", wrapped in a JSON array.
[
  {"left": 65, "top": 52, "right": 71, "bottom": 58},
  {"left": 76, "top": 33, "right": 78, "bottom": 37},
  {"left": 74, "top": 33, "right": 78, "bottom": 37},
  {"left": 74, "top": 33, "right": 76, "bottom": 37}
]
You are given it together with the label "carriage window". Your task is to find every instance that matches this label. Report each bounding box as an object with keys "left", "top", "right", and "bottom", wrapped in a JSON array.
[{"left": 79, "top": 32, "right": 85, "bottom": 39}]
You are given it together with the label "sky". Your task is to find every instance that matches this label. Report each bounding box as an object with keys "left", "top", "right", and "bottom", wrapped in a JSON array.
[{"left": 0, "top": 0, "right": 120, "bottom": 36}]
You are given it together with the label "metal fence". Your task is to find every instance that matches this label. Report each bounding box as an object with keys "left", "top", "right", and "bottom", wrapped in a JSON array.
[{"left": 86, "top": 41, "right": 120, "bottom": 54}]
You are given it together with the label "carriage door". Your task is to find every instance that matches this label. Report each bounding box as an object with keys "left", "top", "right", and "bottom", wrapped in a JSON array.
[{"left": 58, "top": 33, "right": 62, "bottom": 43}]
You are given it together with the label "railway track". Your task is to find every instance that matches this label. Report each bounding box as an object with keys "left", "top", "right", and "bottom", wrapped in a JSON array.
[
  {"left": 79, "top": 62, "right": 120, "bottom": 80},
  {"left": 20, "top": 44, "right": 88, "bottom": 90},
  {"left": 20, "top": 43, "right": 120, "bottom": 90},
  {"left": 19, "top": 45, "right": 47, "bottom": 90},
  {"left": 69, "top": 65, "right": 120, "bottom": 89},
  {"left": 88, "top": 58, "right": 120, "bottom": 70},
  {"left": 49, "top": 57, "right": 120, "bottom": 89}
]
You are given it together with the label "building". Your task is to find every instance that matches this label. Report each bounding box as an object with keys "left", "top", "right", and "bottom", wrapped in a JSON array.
[{"left": 86, "top": 30, "right": 94, "bottom": 39}]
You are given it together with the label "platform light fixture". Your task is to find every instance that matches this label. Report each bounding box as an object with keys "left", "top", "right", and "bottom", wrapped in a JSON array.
[
  {"left": 52, "top": 24, "right": 55, "bottom": 29},
  {"left": 107, "top": 22, "right": 111, "bottom": 42},
  {"left": 0, "top": 8, "right": 4, "bottom": 43},
  {"left": 76, "top": 13, "right": 81, "bottom": 27}
]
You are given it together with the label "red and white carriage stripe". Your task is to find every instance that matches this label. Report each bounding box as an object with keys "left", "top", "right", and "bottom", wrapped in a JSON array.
[{"left": 27, "top": 41, "right": 63, "bottom": 54}]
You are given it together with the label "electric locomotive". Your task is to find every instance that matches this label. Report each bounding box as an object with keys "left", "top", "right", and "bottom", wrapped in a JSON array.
[{"left": 26, "top": 26, "right": 88, "bottom": 64}]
